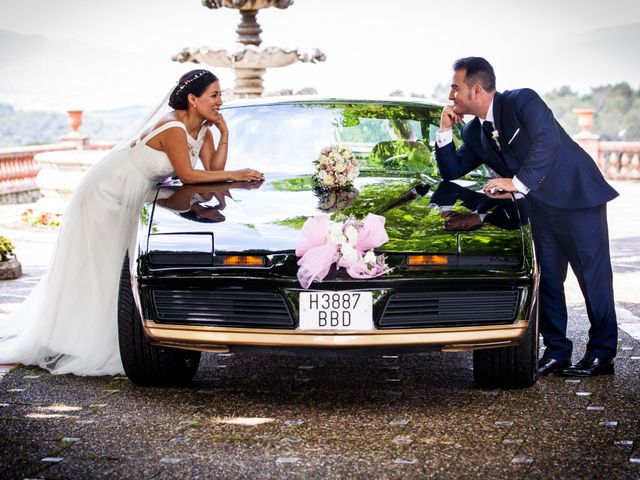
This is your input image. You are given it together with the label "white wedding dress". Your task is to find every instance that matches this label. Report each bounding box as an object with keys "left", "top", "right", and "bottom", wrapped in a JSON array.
[{"left": 0, "top": 121, "right": 207, "bottom": 376}]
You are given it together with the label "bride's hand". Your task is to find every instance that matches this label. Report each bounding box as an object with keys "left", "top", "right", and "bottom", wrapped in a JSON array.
[
  {"left": 230, "top": 168, "right": 264, "bottom": 182},
  {"left": 207, "top": 111, "right": 229, "bottom": 135}
]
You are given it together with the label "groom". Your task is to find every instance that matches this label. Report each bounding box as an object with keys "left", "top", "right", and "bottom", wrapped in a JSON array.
[{"left": 434, "top": 57, "right": 619, "bottom": 377}]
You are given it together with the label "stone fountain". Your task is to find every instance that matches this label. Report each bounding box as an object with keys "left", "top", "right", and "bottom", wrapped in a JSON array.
[{"left": 172, "top": 0, "right": 326, "bottom": 98}]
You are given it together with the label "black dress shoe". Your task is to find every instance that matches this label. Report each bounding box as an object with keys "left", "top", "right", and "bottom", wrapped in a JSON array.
[
  {"left": 558, "top": 353, "right": 614, "bottom": 377},
  {"left": 537, "top": 356, "right": 571, "bottom": 376}
]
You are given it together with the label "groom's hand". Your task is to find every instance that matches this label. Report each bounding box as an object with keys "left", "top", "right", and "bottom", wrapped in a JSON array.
[
  {"left": 483, "top": 178, "right": 517, "bottom": 194},
  {"left": 440, "top": 105, "right": 462, "bottom": 132},
  {"left": 443, "top": 212, "right": 484, "bottom": 231}
]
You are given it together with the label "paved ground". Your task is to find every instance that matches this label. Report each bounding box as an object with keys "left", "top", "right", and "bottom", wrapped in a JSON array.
[{"left": 0, "top": 181, "right": 639, "bottom": 479}]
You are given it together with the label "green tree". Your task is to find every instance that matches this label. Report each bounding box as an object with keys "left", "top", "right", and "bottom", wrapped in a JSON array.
[{"left": 545, "top": 82, "right": 640, "bottom": 141}]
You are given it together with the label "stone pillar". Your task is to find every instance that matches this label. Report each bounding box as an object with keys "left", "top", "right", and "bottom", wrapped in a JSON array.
[
  {"left": 572, "top": 108, "right": 600, "bottom": 166},
  {"left": 233, "top": 67, "right": 267, "bottom": 98},
  {"left": 61, "top": 110, "right": 90, "bottom": 148},
  {"left": 236, "top": 9, "right": 262, "bottom": 46}
]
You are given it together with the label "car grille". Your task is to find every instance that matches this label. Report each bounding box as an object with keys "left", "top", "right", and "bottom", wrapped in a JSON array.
[
  {"left": 379, "top": 290, "right": 521, "bottom": 328},
  {"left": 151, "top": 290, "right": 294, "bottom": 328}
]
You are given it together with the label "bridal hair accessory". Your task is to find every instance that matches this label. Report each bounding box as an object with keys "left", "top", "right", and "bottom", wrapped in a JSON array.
[
  {"left": 312, "top": 145, "right": 359, "bottom": 190},
  {"left": 295, "top": 213, "right": 392, "bottom": 289},
  {"left": 175, "top": 70, "right": 211, "bottom": 95}
]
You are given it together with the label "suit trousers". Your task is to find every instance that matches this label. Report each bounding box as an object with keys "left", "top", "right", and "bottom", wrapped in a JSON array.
[{"left": 527, "top": 198, "right": 618, "bottom": 360}]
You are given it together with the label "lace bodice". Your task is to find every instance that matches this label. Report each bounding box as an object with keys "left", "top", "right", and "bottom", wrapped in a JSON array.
[{"left": 128, "top": 121, "right": 207, "bottom": 181}]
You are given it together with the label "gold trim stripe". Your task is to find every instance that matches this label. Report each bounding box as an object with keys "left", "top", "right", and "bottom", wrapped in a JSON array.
[{"left": 143, "top": 320, "right": 529, "bottom": 350}]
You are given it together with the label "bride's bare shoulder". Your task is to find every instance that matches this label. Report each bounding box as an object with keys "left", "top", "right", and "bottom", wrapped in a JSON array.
[
  {"left": 139, "top": 113, "right": 186, "bottom": 140},
  {"left": 150, "top": 112, "right": 184, "bottom": 131}
]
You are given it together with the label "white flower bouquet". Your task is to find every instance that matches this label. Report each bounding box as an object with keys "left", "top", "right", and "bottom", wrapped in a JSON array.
[{"left": 312, "top": 145, "right": 359, "bottom": 190}]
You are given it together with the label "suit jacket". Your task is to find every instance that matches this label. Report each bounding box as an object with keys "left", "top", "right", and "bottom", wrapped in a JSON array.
[{"left": 435, "top": 89, "right": 618, "bottom": 209}]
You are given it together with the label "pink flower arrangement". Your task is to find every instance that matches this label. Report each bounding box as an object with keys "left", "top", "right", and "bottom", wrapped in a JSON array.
[
  {"left": 295, "top": 213, "right": 392, "bottom": 289},
  {"left": 20, "top": 208, "right": 61, "bottom": 227},
  {"left": 312, "top": 145, "right": 359, "bottom": 190}
]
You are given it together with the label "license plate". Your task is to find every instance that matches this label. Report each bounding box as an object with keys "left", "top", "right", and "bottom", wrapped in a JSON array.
[{"left": 299, "top": 291, "right": 373, "bottom": 330}]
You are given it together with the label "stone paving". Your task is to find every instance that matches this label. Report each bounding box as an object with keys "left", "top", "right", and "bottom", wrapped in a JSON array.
[
  {"left": 0, "top": 323, "right": 639, "bottom": 479},
  {"left": 0, "top": 180, "right": 639, "bottom": 479}
]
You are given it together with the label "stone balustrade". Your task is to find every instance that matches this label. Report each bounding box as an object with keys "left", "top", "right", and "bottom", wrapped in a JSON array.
[
  {"left": 597, "top": 142, "right": 640, "bottom": 180},
  {"left": 0, "top": 110, "right": 115, "bottom": 204},
  {"left": 572, "top": 108, "right": 639, "bottom": 181},
  {"left": 0, "top": 143, "right": 115, "bottom": 204},
  {"left": 0, "top": 144, "right": 75, "bottom": 203}
]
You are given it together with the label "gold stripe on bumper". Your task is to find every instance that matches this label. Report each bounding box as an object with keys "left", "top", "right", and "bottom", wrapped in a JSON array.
[{"left": 143, "top": 320, "right": 529, "bottom": 352}]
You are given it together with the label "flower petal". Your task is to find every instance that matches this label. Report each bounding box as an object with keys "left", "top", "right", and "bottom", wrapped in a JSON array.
[
  {"left": 297, "top": 244, "right": 339, "bottom": 289},
  {"left": 356, "top": 213, "right": 389, "bottom": 251},
  {"left": 295, "top": 214, "right": 331, "bottom": 257}
]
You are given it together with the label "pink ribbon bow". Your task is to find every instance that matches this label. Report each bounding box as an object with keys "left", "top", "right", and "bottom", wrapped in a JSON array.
[{"left": 295, "top": 213, "right": 390, "bottom": 289}]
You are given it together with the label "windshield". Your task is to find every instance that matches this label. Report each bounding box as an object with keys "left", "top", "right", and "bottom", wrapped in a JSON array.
[{"left": 220, "top": 102, "right": 485, "bottom": 178}]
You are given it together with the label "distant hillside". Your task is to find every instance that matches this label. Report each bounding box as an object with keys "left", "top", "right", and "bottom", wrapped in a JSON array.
[
  {"left": 1, "top": 24, "right": 639, "bottom": 146},
  {"left": 0, "top": 105, "right": 149, "bottom": 148},
  {"left": 528, "top": 23, "right": 640, "bottom": 93},
  {"left": 3, "top": 80, "right": 639, "bottom": 148},
  {"left": 2, "top": 24, "right": 640, "bottom": 111},
  {"left": 0, "top": 29, "right": 186, "bottom": 111}
]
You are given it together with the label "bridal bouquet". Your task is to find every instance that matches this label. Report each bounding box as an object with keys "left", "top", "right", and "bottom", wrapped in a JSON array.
[
  {"left": 295, "top": 213, "right": 392, "bottom": 289},
  {"left": 312, "top": 145, "right": 359, "bottom": 190}
]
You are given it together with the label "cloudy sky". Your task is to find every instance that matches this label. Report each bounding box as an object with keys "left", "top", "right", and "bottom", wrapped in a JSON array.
[{"left": 1, "top": 0, "right": 639, "bottom": 109}]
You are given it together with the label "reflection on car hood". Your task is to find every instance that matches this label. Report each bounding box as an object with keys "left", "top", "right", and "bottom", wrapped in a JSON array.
[{"left": 147, "top": 174, "right": 525, "bottom": 255}]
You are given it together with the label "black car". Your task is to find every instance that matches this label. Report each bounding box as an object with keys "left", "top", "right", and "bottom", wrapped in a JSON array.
[{"left": 118, "top": 97, "right": 539, "bottom": 389}]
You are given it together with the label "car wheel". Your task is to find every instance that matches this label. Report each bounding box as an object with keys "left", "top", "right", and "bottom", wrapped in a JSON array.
[
  {"left": 117, "top": 254, "right": 201, "bottom": 386},
  {"left": 472, "top": 304, "right": 539, "bottom": 389}
]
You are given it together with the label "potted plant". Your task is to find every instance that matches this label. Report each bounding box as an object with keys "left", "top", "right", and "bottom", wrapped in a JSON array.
[{"left": 0, "top": 236, "right": 22, "bottom": 280}]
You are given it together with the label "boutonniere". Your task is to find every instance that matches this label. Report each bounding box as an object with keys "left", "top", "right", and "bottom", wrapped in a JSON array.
[{"left": 491, "top": 129, "right": 501, "bottom": 150}]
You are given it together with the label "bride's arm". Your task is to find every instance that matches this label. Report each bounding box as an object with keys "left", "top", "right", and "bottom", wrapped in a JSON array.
[
  {"left": 199, "top": 129, "right": 228, "bottom": 171},
  {"left": 160, "top": 128, "right": 262, "bottom": 184},
  {"left": 201, "top": 111, "right": 229, "bottom": 171}
]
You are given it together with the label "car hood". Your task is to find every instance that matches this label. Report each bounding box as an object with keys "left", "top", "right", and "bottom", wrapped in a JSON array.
[{"left": 146, "top": 174, "right": 526, "bottom": 256}]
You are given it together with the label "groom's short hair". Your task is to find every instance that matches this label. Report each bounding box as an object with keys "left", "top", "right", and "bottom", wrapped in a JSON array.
[{"left": 453, "top": 57, "right": 496, "bottom": 93}]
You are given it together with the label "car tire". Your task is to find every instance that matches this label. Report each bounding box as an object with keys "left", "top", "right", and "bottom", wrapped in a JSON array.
[
  {"left": 118, "top": 254, "right": 201, "bottom": 386},
  {"left": 472, "top": 304, "right": 539, "bottom": 389}
]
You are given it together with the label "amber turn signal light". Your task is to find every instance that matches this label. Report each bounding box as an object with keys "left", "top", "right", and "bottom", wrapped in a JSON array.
[
  {"left": 406, "top": 255, "right": 449, "bottom": 266},
  {"left": 221, "top": 255, "right": 265, "bottom": 266}
]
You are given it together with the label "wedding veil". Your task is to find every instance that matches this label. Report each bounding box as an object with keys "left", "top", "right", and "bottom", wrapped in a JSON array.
[{"left": 110, "top": 87, "right": 175, "bottom": 153}]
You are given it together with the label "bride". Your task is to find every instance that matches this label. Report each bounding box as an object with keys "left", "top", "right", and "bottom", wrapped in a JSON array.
[{"left": 0, "top": 69, "right": 263, "bottom": 376}]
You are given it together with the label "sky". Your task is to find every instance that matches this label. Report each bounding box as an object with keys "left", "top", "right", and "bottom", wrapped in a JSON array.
[{"left": 1, "top": 0, "right": 640, "bottom": 109}]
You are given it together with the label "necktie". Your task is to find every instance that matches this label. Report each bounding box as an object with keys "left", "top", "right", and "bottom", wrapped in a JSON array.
[
  {"left": 480, "top": 120, "right": 509, "bottom": 177},
  {"left": 482, "top": 121, "right": 496, "bottom": 143},
  {"left": 481, "top": 120, "right": 502, "bottom": 154}
]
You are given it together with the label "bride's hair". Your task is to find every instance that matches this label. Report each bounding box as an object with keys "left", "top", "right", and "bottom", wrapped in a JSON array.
[
  {"left": 169, "top": 69, "right": 219, "bottom": 110},
  {"left": 179, "top": 206, "right": 225, "bottom": 223}
]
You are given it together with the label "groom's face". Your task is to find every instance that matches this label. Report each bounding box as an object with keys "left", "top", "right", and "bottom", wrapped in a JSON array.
[{"left": 449, "top": 69, "right": 476, "bottom": 115}]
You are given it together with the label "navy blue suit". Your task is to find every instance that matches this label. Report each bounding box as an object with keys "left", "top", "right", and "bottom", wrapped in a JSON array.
[{"left": 435, "top": 88, "right": 619, "bottom": 361}]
